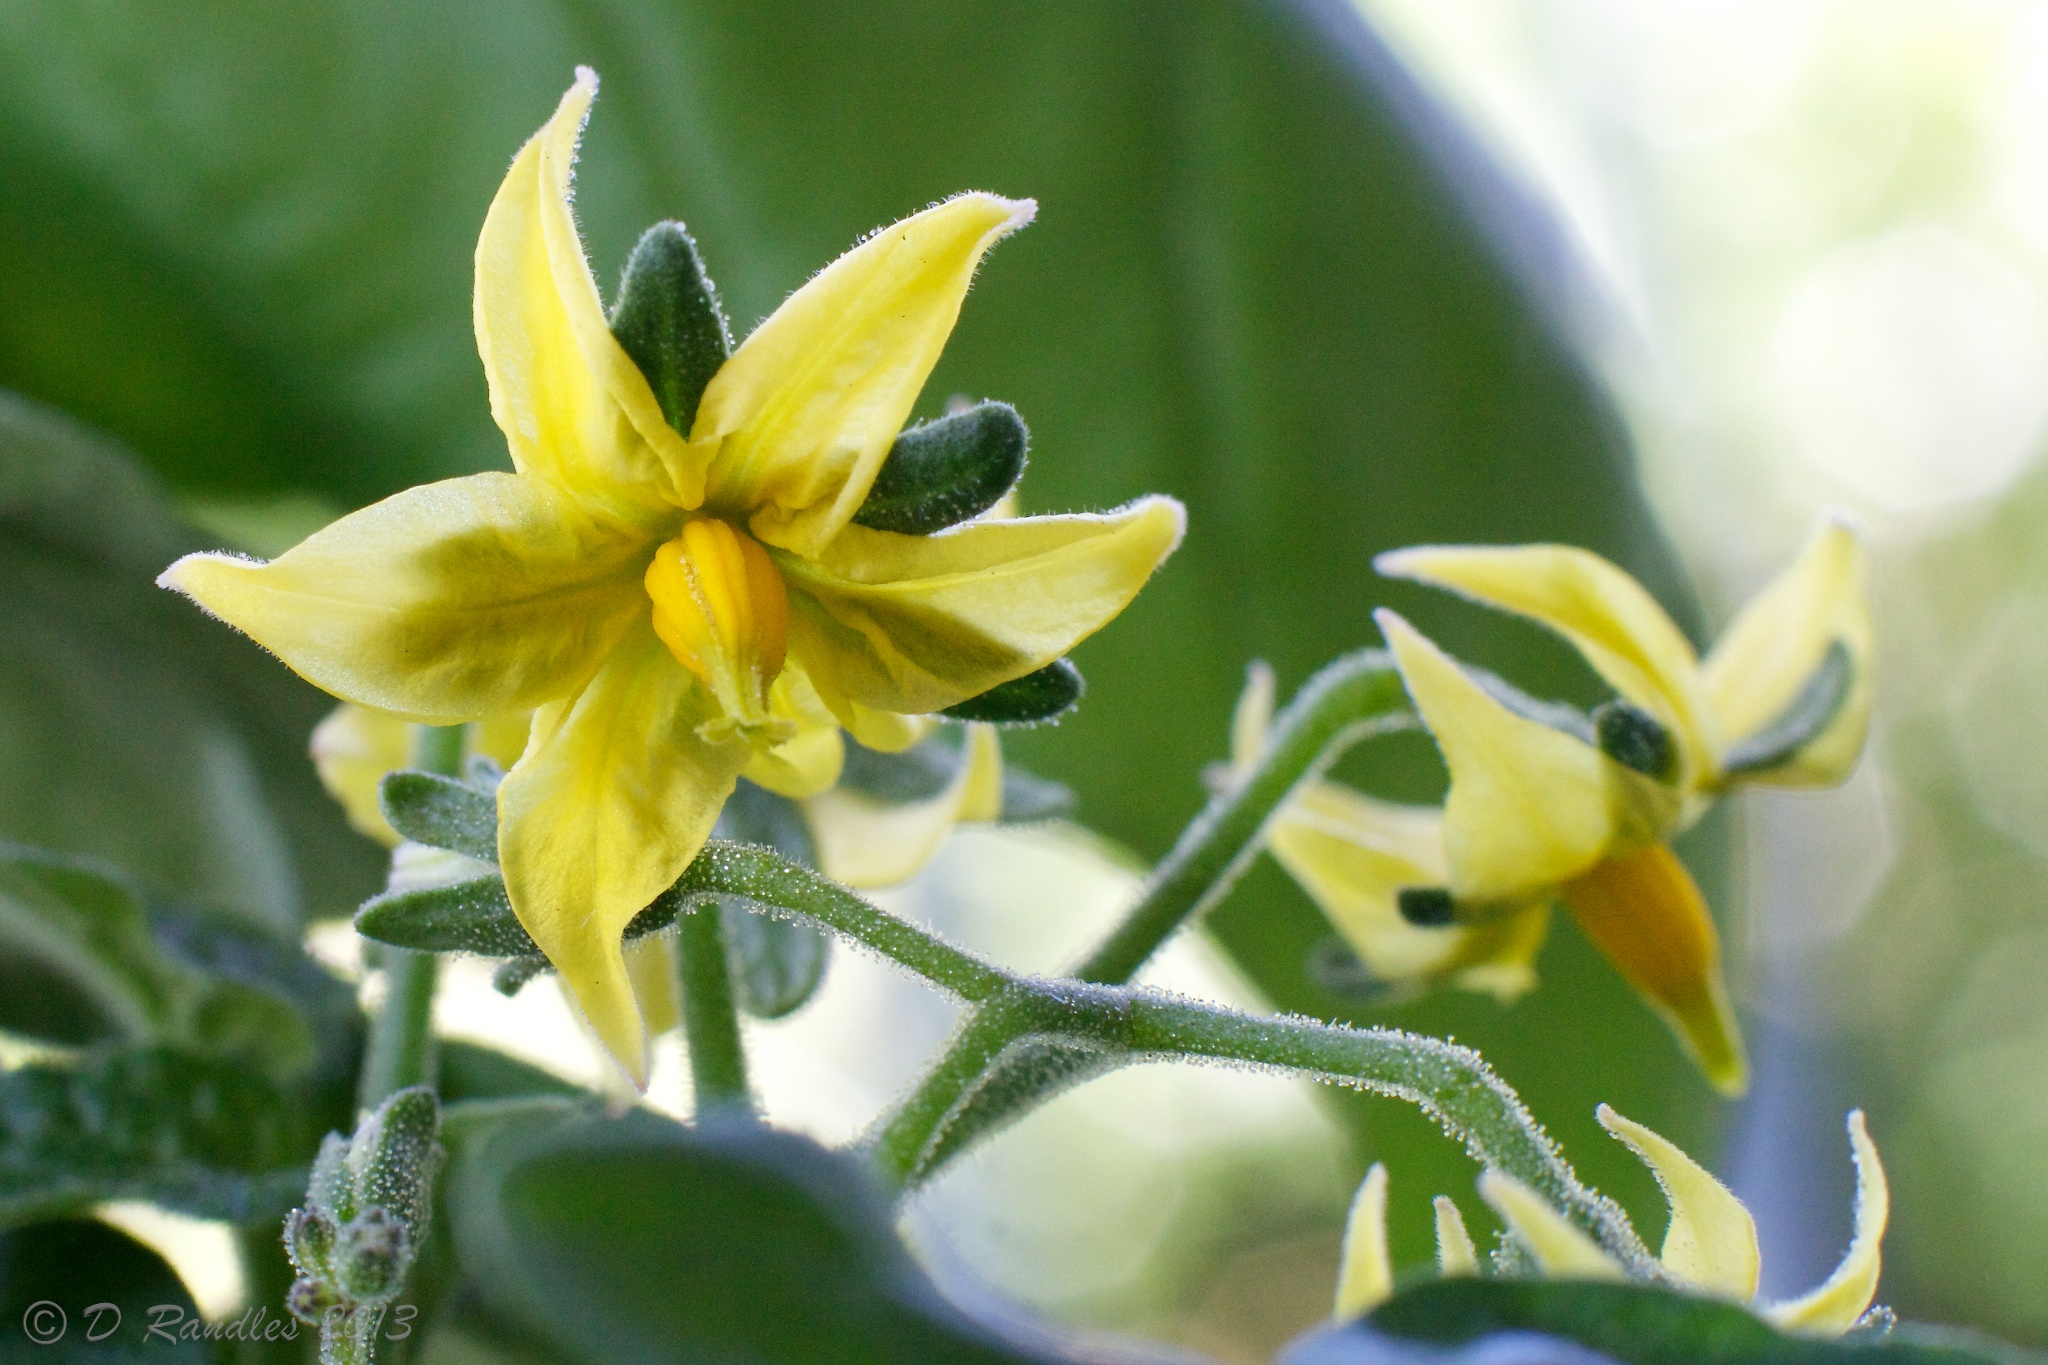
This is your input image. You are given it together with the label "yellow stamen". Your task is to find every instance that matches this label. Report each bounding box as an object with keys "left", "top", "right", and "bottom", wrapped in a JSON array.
[{"left": 645, "top": 519, "right": 791, "bottom": 738}]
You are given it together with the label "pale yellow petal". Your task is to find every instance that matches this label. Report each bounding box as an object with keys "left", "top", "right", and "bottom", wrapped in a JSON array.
[
  {"left": 625, "top": 935, "right": 679, "bottom": 1038},
  {"left": 1477, "top": 1171, "right": 1627, "bottom": 1280},
  {"left": 1762, "top": 1111, "right": 1888, "bottom": 1335},
  {"left": 1378, "top": 609, "right": 1675, "bottom": 906},
  {"left": 473, "top": 69, "right": 697, "bottom": 520},
  {"left": 782, "top": 498, "right": 1184, "bottom": 717},
  {"left": 801, "top": 727, "right": 995, "bottom": 888},
  {"left": 474, "top": 711, "right": 535, "bottom": 770},
  {"left": 496, "top": 623, "right": 749, "bottom": 1085},
  {"left": 161, "top": 473, "right": 651, "bottom": 722},
  {"left": 956, "top": 724, "right": 1005, "bottom": 823},
  {"left": 743, "top": 665, "right": 846, "bottom": 800},
  {"left": 1562, "top": 845, "right": 1747, "bottom": 1097},
  {"left": 1597, "top": 1104, "right": 1760, "bottom": 1298},
  {"left": 845, "top": 704, "right": 937, "bottom": 754},
  {"left": 1334, "top": 1164, "right": 1393, "bottom": 1321},
  {"left": 1231, "top": 660, "right": 1278, "bottom": 772},
  {"left": 310, "top": 704, "right": 414, "bottom": 846},
  {"left": 697, "top": 194, "right": 1037, "bottom": 557},
  {"left": 1434, "top": 1196, "right": 1479, "bottom": 1276},
  {"left": 1699, "top": 517, "right": 1870, "bottom": 789},
  {"left": 1378, "top": 544, "right": 1716, "bottom": 783}
]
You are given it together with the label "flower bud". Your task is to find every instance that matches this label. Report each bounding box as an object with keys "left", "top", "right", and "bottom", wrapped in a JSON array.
[
  {"left": 334, "top": 1207, "right": 413, "bottom": 1305},
  {"left": 285, "top": 1277, "right": 339, "bottom": 1325},
  {"left": 283, "top": 1206, "right": 338, "bottom": 1279}
]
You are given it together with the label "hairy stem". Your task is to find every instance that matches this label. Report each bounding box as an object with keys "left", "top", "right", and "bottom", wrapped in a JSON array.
[
  {"left": 356, "top": 724, "right": 464, "bottom": 1112},
  {"left": 675, "top": 901, "right": 753, "bottom": 1114}
]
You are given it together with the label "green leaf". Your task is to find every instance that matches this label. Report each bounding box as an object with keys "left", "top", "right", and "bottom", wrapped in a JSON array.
[
  {"left": 0, "top": 1220, "right": 210, "bottom": 1363},
  {"left": 0, "top": 1046, "right": 309, "bottom": 1227},
  {"left": 381, "top": 770, "right": 499, "bottom": 864},
  {"left": 0, "top": 394, "right": 382, "bottom": 928},
  {"left": 440, "top": 1042, "right": 585, "bottom": 1103},
  {"left": 715, "top": 780, "right": 829, "bottom": 1019},
  {"left": 1282, "top": 1280, "right": 2047, "bottom": 1365},
  {"left": 854, "top": 401, "right": 1028, "bottom": 535},
  {"left": 609, "top": 220, "right": 733, "bottom": 436},
  {"left": 943, "top": 658, "right": 1084, "bottom": 726},
  {"left": 0, "top": 844, "right": 316, "bottom": 1077},
  {"left": 445, "top": 1106, "right": 1188, "bottom": 1365}
]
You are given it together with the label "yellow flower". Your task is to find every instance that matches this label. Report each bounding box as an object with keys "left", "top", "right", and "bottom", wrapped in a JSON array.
[
  {"left": 1231, "top": 663, "right": 1549, "bottom": 1002},
  {"left": 1337, "top": 1107, "right": 1888, "bottom": 1336},
  {"left": 1371, "top": 519, "right": 1869, "bottom": 1094},
  {"left": 160, "top": 70, "right": 1184, "bottom": 1083}
]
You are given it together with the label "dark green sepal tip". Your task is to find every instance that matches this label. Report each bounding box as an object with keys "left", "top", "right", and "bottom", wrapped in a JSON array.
[
  {"left": 942, "top": 657, "right": 1084, "bottom": 725},
  {"left": 854, "top": 400, "right": 1028, "bottom": 535},
  {"left": 610, "top": 221, "right": 732, "bottom": 435},
  {"left": 1592, "top": 699, "right": 1677, "bottom": 782},
  {"left": 1396, "top": 886, "right": 1455, "bottom": 928}
]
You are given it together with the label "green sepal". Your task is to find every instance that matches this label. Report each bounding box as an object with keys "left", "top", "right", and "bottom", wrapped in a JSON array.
[
  {"left": 491, "top": 957, "right": 549, "bottom": 997},
  {"left": 942, "top": 658, "right": 1084, "bottom": 725},
  {"left": 380, "top": 770, "right": 498, "bottom": 863},
  {"left": 853, "top": 400, "right": 1027, "bottom": 535},
  {"left": 1592, "top": 699, "right": 1677, "bottom": 782},
  {"left": 355, "top": 877, "right": 534, "bottom": 957},
  {"left": 609, "top": 221, "right": 732, "bottom": 435},
  {"left": 714, "top": 780, "right": 830, "bottom": 1019},
  {"left": 1722, "top": 640, "right": 1853, "bottom": 777}
]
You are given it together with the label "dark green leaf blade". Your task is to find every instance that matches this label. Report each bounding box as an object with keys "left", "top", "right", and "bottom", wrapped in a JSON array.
[
  {"left": 854, "top": 401, "right": 1028, "bottom": 535},
  {"left": 943, "top": 659, "right": 1084, "bottom": 726},
  {"left": 0, "top": 1221, "right": 209, "bottom": 1363},
  {"left": 609, "top": 221, "right": 733, "bottom": 435},
  {"left": 381, "top": 770, "right": 499, "bottom": 863}
]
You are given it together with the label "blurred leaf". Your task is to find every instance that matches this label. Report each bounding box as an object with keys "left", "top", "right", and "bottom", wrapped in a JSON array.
[
  {"left": 439, "top": 1042, "right": 584, "bottom": 1103},
  {"left": 0, "top": 844, "right": 314, "bottom": 1077},
  {"left": 445, "top": 1104, "right": 1200, "bottom": 1365},
  {"left": 715, "top": 781, "right": 830, "bottom": 1019},
  {"left": 0, "top": 0, "right": 1712, "bottom": 1254},
  {"left": 382, "top": 770, "right": 499, "bottom": 864},
  {"left": 0, "top": 394, "right": 381, "bottom": 928},
  {"left": 0, "top": 1046, "right": 308, "bottom": 1228},
  {"left": 1276, "top": 1280, "right": 2047, "bottom": 1365},
  {"left": 0, "top": 1220, "right": 209, "bottom": 1363}
]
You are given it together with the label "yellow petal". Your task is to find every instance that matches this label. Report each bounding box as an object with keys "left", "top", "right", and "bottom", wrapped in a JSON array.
[
  {"left": 1378, "top": 544, "right": 1716, "bottom": 784},
  {"left": 625, "top": 935, "right": 679, "bottom": 1038},
  {"left": 1699, "top": 517, "right": 1870, "bottom": 789},
  {"left": 801, "top": 726, "right": 997, "bottom": 888},
  {"left": 496, "top": 623, "right": 749, "bottom": 1085},
  {"left": 845, "top": 705, "right": 938, "bottom": 754},
  {"left": 1434, "top": 1196, "right": 1479, "bottom": 1276},
  {"left": 1762, "top": 1111, "right": 1888, "bottom": 1335},
  {"left": 474, "top": 711, "right": 535, "bottom": 770},
  {"left": 1561, "top": 844, "right": 1748, "bottom": 1097},
  {"left": 696, "top": 193, "right": 1037, "bottom": 557},
  {"left": 1597, "top": 1104, "right": 1760, "bottom": 1298},
  {"left": 955, "top": 723, "right": 1005, "bottom": 823},
  {"left": 781, "top": 498, "right": 1184, "bottom": 717},
  {"left": 743, "top": 665, "right": 846, "bottom": 800},
  {"left": 1267, "top": 785, "right": 1547, "bottom": 1001},
  {"left": 1230, "top": 660, "right": 1278, "bottom": 772},
  {"left": 473, "top": 69, "right": 697, "bottom": 521},
  {"left": 310, "top": 704, "right": 414, "bottom": 846},
  {"left": 1334, "top": 1164, "right": 1393, "bottom": 1321},
  {"left": 1477, "top": 1171, "right": 1627, "bottom": 1280},
  {"left": 161, "top": 473, "right": 651, "bottom": 722},
  {"left": 1377, "top": 609, "right": 1674, "bottom": 906}
]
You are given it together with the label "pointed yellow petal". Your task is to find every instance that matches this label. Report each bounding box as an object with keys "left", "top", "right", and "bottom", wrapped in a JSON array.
[
  {"left": 496, "top": 623, "right": 749, "bottom": 1085},
  {"left": 1700, "top": 517, "right": 1870, "bottom": 789},
  {"left": 743, "top": 665, "right": 846, "bottom": 800},
  {"left": 473, "top": 69, "right": 697, "bottom": 520},
  {"left": 1378, "top": 609, "right": 1673, "bottom": 905},
  {"left": 161, "top": 473, "right": 652, "bottom": 722},
  {"left": 781, "top": 498, "right": 1184, "bottom": 717},
  {"left": 310, "top": 704, "right": 414, "bottom": 846},
  {"left": 1477, "top": 1171, "right": 1627, "bottom": 1280},
  {"left": 1763, "top": 1111, "right": 1888, "bottom": 1335},
  {"left": 1561, "top": 844, "right": 1748, "bottom": 1096},
  {"left": 1597, "top": 1104, "right": 1760, "bottom": 1298},
  {"left": 625, "top": 935, "right": 680, "bottom": 1039},
  {"left": 1231, "top": 660, "right": 1278, "bottom": 772},
  {"left": 697, "top": 193, "right": 1036, "bottom": 558},
  {"left": 1378, "top": 545, "right": 1716, "bottom": 782},
  {"left": 1434, "top": 1196, "right": 1479, "bottom": 1276},
  {"left": 802, "top": 727, "right": 994, "bottom": 888},
  {"left": 1334, "top": 1164, "right": 1393, "bottom": 1321}
]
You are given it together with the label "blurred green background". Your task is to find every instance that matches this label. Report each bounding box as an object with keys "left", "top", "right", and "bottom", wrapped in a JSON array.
[{"left": 8, "top": 0, "right": 2019, "bottom": 1358}]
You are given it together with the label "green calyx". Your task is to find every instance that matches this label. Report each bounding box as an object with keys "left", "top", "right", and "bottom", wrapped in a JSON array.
[
  {"left": 943, "top": 657, "right": 1084, "bottom": 725},
  {"left": 854, "top": 400, "right": 1028, "bottom": 535},
  {"left": 610, "top": 221, "right": 733, "bottom": 435}
]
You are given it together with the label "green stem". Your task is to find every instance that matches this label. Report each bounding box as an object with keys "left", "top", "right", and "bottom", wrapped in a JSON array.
[
  {"left": 872, "top": 651, "right": 1410, "bottom": 1183},
  {"left": 357, "top": 724, "right": 465, "bottom": 1112},
  {"left": 675, "top": 902, "right": 753, "bottom": 1114}
]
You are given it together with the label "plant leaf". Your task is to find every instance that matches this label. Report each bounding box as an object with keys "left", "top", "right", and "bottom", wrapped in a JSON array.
[{"left": 381, "top": 770, "right": 500, "bottom": 863}]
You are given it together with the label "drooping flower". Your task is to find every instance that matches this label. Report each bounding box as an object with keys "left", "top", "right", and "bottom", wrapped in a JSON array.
[
  {"left": 1337, "top": 1107, "right": 1888, "bottom": 1336},
  {"left": 161, "top": 69, "right": 1184, "bottom": 1082},
  {"left": 1230, "top": 662, "right": 1548, "bottom": 1002},
  {"left": 1370, "top": 519, "right": 1869, "bottom": 1094}
]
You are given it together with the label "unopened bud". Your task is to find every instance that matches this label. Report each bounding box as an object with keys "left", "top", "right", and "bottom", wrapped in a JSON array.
[
  {"left": 285, "top": 1277, "right": 339, "bottom": 1325},
  {"left": 335, "top": 1206, "right": 412, "bottom": 1305},
  {"left": 1592, "top": 700, "right": 1677, "bottom": 782},
  {"left": 283, "top": 1206, "right": 338, "bottom": 1279},
  {"left": 1396, "top": 886, "right": 1456, "bottom": 928}
]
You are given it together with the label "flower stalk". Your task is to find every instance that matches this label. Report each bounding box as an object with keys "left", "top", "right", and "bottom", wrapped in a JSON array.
[{"left": 675, "top": 902, "right": 753, "bottom": 1114}]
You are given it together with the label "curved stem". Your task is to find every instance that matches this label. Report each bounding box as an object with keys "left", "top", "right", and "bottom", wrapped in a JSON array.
[
  {"left": 357, "top": 724, "right": 465, "bottom": 1112},
  {"left": 675, "top": 901, "right": 753, "bottom": 1115}
]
